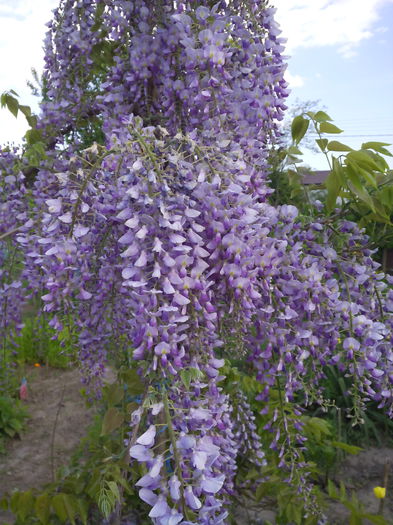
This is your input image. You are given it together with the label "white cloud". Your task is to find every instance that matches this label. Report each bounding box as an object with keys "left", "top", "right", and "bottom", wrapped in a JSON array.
[
  {"left": 274, "top": 0, "right": 393, "bottom": 57},
  {"left": 285, "top": 71, "right": 305, "bottom": 88},
  {"left": 0, "top": 0, "right": 58, "bottom": 145}
]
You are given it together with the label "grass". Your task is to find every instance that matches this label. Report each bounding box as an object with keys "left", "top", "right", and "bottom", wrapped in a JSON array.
[{"left": 14, "top": 315, "right": 73, "bottom": 369}]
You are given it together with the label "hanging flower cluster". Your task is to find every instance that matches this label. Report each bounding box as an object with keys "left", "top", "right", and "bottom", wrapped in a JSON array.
[
  {"left": 18, "top": 119, "right": 393, "bottom": 522},
  {"left": 2, "top": 1, "right": 393, "bottom": 523},
  {"left": 0, "top": 150, "right": 29, "bottom": 388}
]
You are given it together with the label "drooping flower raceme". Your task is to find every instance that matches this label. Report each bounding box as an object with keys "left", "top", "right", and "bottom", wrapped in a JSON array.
[
  {"left": 0, "top": 150, "right": 29, "bottom": 390},
  {"left": 2, "top": 1, "right": 393, "bottom": 523}
]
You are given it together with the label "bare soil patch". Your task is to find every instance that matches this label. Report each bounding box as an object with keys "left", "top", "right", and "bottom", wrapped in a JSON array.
[{"left": 0, "top": 366, "right": 92, "bottom": 523}]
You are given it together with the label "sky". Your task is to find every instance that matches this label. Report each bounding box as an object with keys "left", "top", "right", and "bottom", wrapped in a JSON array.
[{"left": 0, "top": 0, "right": 392, "bottom": 169}]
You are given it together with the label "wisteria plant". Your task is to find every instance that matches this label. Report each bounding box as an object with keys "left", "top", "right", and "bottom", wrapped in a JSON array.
[{"left": 1, "top": 1, "right": 393, "bottom": 524}]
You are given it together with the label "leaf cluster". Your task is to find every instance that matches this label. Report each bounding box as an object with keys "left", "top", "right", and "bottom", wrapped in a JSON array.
[
  {"left": 275, "top": 110, "right": 393, "bottom": 252},
  {"left": 1, "top": 90, "right": 46, "bottom": 168},
  {"left": 0, "top": 396, "right": 28, "bottom": 453},
  {"left": 292, "top": 112, "right": 392, "bottom": 218}
]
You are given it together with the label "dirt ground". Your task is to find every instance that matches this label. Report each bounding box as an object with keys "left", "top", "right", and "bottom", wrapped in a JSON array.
[{"left": 0, "top": 366, "right": 93, "bottom": 524}]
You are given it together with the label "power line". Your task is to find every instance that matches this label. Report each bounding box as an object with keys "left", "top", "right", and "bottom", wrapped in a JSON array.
[
  {"left": 338, "top": 134, "right": 393, "bottom": 138},
  {"left": 309, "top": 133, "right": 393, "bottom": 138}
]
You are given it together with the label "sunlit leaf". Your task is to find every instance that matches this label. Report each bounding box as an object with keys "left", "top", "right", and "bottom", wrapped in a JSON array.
[
  {"left": 291, "top": 115, "right": 309, "bottom": 144},
  {"left": 313, "top": 110, "right": 333, "bottom": 122},
  {"left": 327, "top": 141, "right": 353, "bottom": 152},
  {"left": 320, "top": 122, "right": 343, "bottom": 134}
]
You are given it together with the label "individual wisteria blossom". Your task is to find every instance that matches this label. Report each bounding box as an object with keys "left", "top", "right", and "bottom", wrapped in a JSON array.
[{"left": 1, "top": 1, "right": 393, "bottom": 523}]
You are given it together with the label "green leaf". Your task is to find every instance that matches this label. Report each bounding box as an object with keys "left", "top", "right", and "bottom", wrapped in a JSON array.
[
  {"left": 320, "top": 122, "right": 343, "bottom": 134},
  {"left": 116, "top": 474, "right": 133, "bottom": 494},
  {"left": 4, "top": 426, "right": 16, "bottom": 437},
  {"left": 362, "top": 141, "right": 392, "bottom": 157},
  {"left": 16, "top": 491, "right": 34, "bottom": 521},
  {"left": 105, "top": 383, "right": 124, "bottom": 405},
  {"left": 316, "top": 138, "right": 328, "bottom": 152},
  {"left": 107, "top": 481, "right": 121, "bottom": 503},
  {"left": 255, "top": 481, "right": 282, "bottom": 501},
  {"left": 62, "top": 494, "right": 78, "bottom": 525},
  {"left": 35, "top": 493, "right": 51, "bottom": 524},
  {"left": 24, "top": 142, "right": 47, "bottom": 167},
  {"left": 98, "top": 493, "right": 113, "bottom": 519},
  {"left": 286, "top": 154, "right": 303, "bottom": 164},
  {"left": 287, "top": 145, "right": 303, "bottom": 155},
  {"left": 10, "top": 492, "right": 20, "bottom": 514},
  {"left": 291, "top": 115, "right": 309, "bottom": 144},
  {"left": 325, "top": 159, "right": 342, "bottom": 212},
  {"left": 379, "top": 186, "right": 393, "bottom": 208},
  {"left": 180, "top": 367, "right": 204, "bottom": 389},
  {"left": 349, "top": 515, "right": 362, "bottom": 525},
  {"left": 327, "top": 141, "right": 353, "bottom": 152},
  {"left": 189, "top": 367, "right": 205, "bottom": 379},
  {"left": 180, "top": 369, "right": 192, "bottom": 390},
  {"left": 76, "top": 499, "right": 89, "bottom": 525},
  {"left": 244, "top": 468, "right": 259, "bottom": 481},
  {"left": 62, "top": 477, "right": 85, "bottom": 496},
  {"left": 360, "top": 513, "right": 389, "bottom": 525},
  {"left": 0, "top": 496, "right": 8, "bottom": 511},
  {"left": 25, "top": 128, "right": 42, "bottom": 145},
  {"left": 5, "top": 95, "right": 19, "bottom": 118},
  {"left": 358, "top": 166, "right": 379, "bottom": 189},
  {"left": 347, "top": 180, "right": 375, "bottom": 211},
  {"left": 346, "top": 164, "right": 376, "bottom": 212},
  {"left": 101, "top": 407, "right": 124, "bottom": 435},
  {"left": 313, "top": 110, "right": 333, "bottom": 122},
  {"left": 118, "top": 368, "right": 144, "bottom": 395},
  {"left": 347, "top": 150, "right": 385, "bottom": 173},
  {"left": 304, "top": 416, "right": 332, "bottom": 437},
  {"left": 284, "top": 502, "right": 302, "bottom": 524},
  {"left": 52, "top": 494, "right": 67, "bottom": 522},
  {"left": 372, "top": 153, "right": 390, "bottom": 172},
  {"left": 339, "top": 481, "right": 347, "bottom": 501},
  {"left": 26, "top": 114, "right": 38, "bottom": 128},
  {"left": 372, "top": 197, "right": 391, "bottom": 222},
  {"left": 287, "top": 168, "right": 301, "bottom": 186},
  {"left": 18, "top": 104, "right": 31, "bottom": 118},
  {"left": 330, "top": 441, "right": 363, "bottom": 455}
]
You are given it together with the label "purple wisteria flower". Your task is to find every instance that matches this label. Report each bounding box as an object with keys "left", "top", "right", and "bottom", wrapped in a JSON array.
[{"left": 5, "top": 1, "right": 393, "bottom": 524}]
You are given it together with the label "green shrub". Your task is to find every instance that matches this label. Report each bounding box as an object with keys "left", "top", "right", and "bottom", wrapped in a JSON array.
[
  {"left": 0, "top": 396, "right": 28, "bottom": 453},
  {"left": 15, "top": 316, "right": 73, "bottom": 369}
]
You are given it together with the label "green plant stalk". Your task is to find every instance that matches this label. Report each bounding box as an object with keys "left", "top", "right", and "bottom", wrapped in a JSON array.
[
  {"left": 110, "top": 368, "right": 132, "bottom": 525},
  {"left": 374, "top": 286, "right": 385, "bottom": 321},
  {"left": 69, "top": 154, "right": 107, "bottom": 235},
  {"left": 311, "top": 117, "right": 333, "bottom": 171},
  {"left": 337, "top": 263, "right": 367, "bottom": 426},
  {"left": 50, "top": 384, "right": 66, "bottom": 482},
  {"left": 378, "top": 461, "right": 390, "bottom": 515},
  {"left": 163, "top": 391, "right": 192, "bottom": 521},
  {"left": 0, "top": 225, "right": 23, "bottom": 241},
  {"left": 1, "top": 243, "right": 19, "bottom": 392}
]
